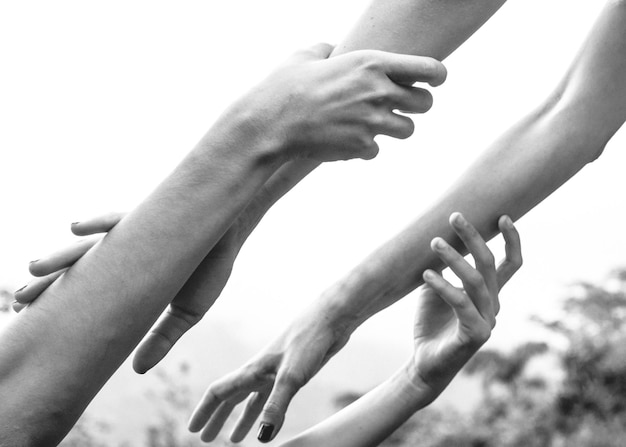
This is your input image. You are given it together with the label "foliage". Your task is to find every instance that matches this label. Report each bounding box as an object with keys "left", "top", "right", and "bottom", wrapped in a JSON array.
[{"left": 0, "top": 288, "right": 13, "bottom": 313}]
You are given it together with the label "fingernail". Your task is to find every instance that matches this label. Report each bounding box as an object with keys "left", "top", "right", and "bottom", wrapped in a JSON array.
[
  {"left": 71, "top": 222, "right": 80, "bottom": 226},
  {"left": 504, "top": 216, "right": 513, "bottom": 228},
  {"left": 14, "top": 284, "right": 27, "bottom": 295},
  {"left": 433, "top": 238, "right": 446, "bottom": 249},
  {"left": 424, "top": 269, "right": 435, "bottom": 280},
  {"left": 29, "top": 259, "right": 39, "bottom": 265},
  {"left": 452, "top": 213, "right": 467, "bottom": 227},
  {"left": 257, "top": 423, "right": 274, "bottom": 442},
  {"left": 12, "top": 301, "right": 25, "bottom": 313}
]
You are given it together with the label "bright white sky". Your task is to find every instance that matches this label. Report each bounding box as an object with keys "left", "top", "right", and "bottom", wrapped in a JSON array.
[{"left": 0, "top": 0, "right": 625, "bottom": 439}]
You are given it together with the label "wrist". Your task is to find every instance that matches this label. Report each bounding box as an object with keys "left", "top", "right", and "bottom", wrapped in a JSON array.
[
  {"left": 317, "top": 259, "right": 394, "bottom": 331},
  {"left": 384, "top": 361, "right": 437, "bottom": 413},
  {"left": 206, "top": 100, "right": 291, "bottom": 169},
  {"left": 396, "top": 360, "right": 439, "bottom": 410}
]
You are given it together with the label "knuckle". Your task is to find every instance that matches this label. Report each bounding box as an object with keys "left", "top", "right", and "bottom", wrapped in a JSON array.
[
  {"left": 494, "top": 300, "right": 501, "bottom": 315},
  {"left": 245, "top": 362, "right": 276, "bottom": 384},
  {"left": 278, "top": 370, "right": 306, "bottom": 388},
  {"left": 357, "top": 132, "right": 375, "bottom": 149},
  {"left": 361, "top": 142, "right": 379, "bottom": 160},
  {"left": 207, "top": 384, "right": 223, "bottom": 401},
  {"left": 425, "top": 58, "right": 447, "bottom": 85},
  {"left": 366, "top": 109, "right": 386, "bottom": 128},
  {"left": 356, "top": 50, "right": 383, "bottom": 71},
  {"left": 369, "top": 85, "right": 393, "bottom": 105},
  {"left": 418, "top": 90, "right": 434, "bottom": 112},
  {"left": 263, "top": 400, "right": 283, "bottom": 416},
  {"left": 467, "top": 271, "right": 486, "bottom": 290},
  {"left": 471, "top": 324, "right": 492, "bottom": 345},
  {"left": 482, "top": 252, "right": 496, "bottom": 269},
  {"left": 398, "top": 118, "right": 415, "bottom": 139}
]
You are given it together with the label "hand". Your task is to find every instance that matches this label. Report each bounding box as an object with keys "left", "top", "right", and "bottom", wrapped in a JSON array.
[
  {"left": 14, "top": 212, "right": 126, "bottom": 311},
  {"left": 14, "top": 211, "right": 245, "bottom": 374},
  {"left": 222, "top": 43, "right": 447, "bottom": 163},
  {"left": 187, "top": 301, "right": 352, "bottom": 444},
  {"left": 408, "top": 213, "right": 522, "bottom": 401}
]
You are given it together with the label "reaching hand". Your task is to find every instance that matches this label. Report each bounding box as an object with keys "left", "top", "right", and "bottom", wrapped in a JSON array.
[
  {"left": 408, "top": 213, "right": 522, "bottom": 400},
  {"left": 187, "top": 300, "right": 352, "bottom": 444},
  {"left": 14, "top": 211, "right": 245, "bottom": 374}
]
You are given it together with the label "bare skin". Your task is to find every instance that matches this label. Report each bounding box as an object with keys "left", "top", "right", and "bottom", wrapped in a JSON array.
[
  {"left": 1, "top": 45, "right": 444, "bottom": 446},
  {"left": 18, "top": 0, "right": 626, "bottom": 443}
]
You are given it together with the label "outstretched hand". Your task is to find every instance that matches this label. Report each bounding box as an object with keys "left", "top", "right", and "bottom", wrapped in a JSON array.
[
  {"left": 407, "top": 213, "right": 522, "bottom": 401},
  {"left": 14, "top": 211, "right": 244, "bottom": 373}
]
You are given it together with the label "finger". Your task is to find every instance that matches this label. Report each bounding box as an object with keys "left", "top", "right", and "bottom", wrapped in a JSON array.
[
  {"left": 382, "top": 53, "right": 447, "bottom": 87},
  {"left": 132, "top": 304, "right": 202, "bottom": 374},
  {"left": 377, "top": 112, "right": 415, "bottom": 140},
  {"left": 423, "top": 270, "right": 486, "bottom": 336},
  {"left": 200, "top": 400, "right": 239, "bottom": 443},
  {"left": 189, "top": 365, "right": 273, "bottom": 433},
  {"left": 230, "top": 389, "right": 271, "bottom": 443},
  {"left": 288, "top": 42, "right": 334, "bottom": 63},
  {"left": 430, "top": 237, "right": 493, "bottom": 323},
  {"left": 358, "top": 139, "right": 380, "bottom": 161},
  {"left": 71, "top": 211, "right": 126, "bottom": 236},
  {"left": 496, "top": 215, "right": 523, "bottom": 289},
  {"left": 29, "top": 236, "right": 101, "bottom": 277},
  {"left": 12, "top": 301, "right": 27, "bottom": 313},
  {"left": 257, "top": 373, "right": 301, "bottom": 443},
  {"left": 390, "top": 85, "right": 434, "bottom": 114},
  {"left": 14, "top": 269, "right": 67, "bottom": 304},
  {"left": 449, "top": 213, "right": 498, "bottom": 293}
]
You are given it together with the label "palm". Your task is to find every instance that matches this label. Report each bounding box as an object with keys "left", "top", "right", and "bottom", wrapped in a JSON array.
[{"left": 412, "top": 285, "right": 468, "bottom": 386}]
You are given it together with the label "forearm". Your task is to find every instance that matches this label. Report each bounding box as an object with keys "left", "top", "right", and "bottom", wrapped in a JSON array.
[
  {"left": 280, "top": 362, "right": 429, "bottom": 447},
  {"left": 233, "top": 0, "right": 507, "bottom": 243},
  {"left": 325, "top": 0, "right": 626, "bottom": 327},
  {"left": 0, "top": 116, "right": 282, "bottom": 445}
]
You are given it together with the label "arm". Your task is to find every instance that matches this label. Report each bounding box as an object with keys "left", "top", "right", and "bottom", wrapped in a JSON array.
[
  {"left": 0, "top": 46, "right": 443, "bottom": 445},
  {"left": 188, "top": 0, "right": 626, "bottom": 443}
]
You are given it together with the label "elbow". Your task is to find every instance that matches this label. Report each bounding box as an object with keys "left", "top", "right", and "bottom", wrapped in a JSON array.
[{"left": 533, "top": 93, "right": 612, "bottom": 166}]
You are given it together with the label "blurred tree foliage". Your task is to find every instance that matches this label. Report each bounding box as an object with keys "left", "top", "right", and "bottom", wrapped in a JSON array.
[
  {"left": 59, "top": 361, "right": 232, "bottom": 447},
  {"left": 335, "top": 268, "right": 626, "bottom": 446},
  {"left": 0, "top": 288, "right": 13, "bottom": 313}
]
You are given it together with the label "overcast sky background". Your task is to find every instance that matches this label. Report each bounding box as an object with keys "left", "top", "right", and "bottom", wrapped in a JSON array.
[{"left": 1, "top": 0, "right": 625, "bottom": 444}]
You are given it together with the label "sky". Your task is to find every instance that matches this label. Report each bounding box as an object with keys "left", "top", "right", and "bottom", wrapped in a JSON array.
[{"left": 0, "top": 0, "right": 625, "bottom": 443}]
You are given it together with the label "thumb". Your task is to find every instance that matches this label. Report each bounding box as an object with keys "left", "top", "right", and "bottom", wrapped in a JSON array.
[
  {"left": 287, "top": 42, "right": 335, "bottom": 64},
  {"left": 257, "top": 372, "right": 302, "bottom": 442},
  {"left": 133, "top": 306, "right": 200, "bottom": 373}
]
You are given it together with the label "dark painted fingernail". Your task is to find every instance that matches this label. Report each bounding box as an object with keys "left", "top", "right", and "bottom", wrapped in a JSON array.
[
  {"left": 14, "top": 285, "right": 27, "bottom": 294},
  {"left": 257, "top": 423, "right": 274, "bottom": 442}
]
